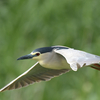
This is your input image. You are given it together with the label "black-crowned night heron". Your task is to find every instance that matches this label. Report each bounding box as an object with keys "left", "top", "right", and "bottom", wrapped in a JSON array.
[{"left": 0, "top": 46, "right": 100, "bottom": 92}]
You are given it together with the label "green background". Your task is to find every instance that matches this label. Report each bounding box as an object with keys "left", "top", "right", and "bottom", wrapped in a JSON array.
[{"left": 0, "top": 0, "right": 100, "bottom": 100}]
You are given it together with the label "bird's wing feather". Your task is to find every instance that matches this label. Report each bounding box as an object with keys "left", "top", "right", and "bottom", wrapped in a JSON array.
[
  {"left": 0, "top": 62, "right": 69, "bottom": 92},
  {"left": 54, "top": 48, "right": 100, "bottom": 71}
]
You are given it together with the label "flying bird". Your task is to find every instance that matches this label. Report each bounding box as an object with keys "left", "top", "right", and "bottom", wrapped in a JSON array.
[{"left": 0, "top": 46, "right": 100, "bottom": 92}]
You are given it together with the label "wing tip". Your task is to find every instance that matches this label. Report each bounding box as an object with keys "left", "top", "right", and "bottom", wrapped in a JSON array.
[{"left": 0, "top": 88, "right": 6, "bottom": 92}]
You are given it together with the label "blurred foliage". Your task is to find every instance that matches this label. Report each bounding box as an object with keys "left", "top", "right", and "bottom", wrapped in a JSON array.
[{"left": 0, "top": 0, "right": 100, "bottom": 100}]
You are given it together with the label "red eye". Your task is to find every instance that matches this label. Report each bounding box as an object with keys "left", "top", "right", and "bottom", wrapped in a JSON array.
[{"left": 36, "top": 53, "right": 40, "bottom": 56}]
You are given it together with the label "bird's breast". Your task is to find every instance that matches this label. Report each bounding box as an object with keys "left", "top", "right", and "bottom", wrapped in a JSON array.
[{"left": 38, "top": 52, "right": 71, "bottom": 70}]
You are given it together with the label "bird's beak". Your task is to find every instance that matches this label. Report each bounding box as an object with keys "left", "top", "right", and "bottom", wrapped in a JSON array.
[{"left": 17, "top": 54, "right": 36, "bottom": 60}]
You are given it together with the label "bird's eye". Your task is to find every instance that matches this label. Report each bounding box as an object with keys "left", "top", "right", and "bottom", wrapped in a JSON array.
[{"left": 36, "top": 53, "right": 40, "bottom": 56}]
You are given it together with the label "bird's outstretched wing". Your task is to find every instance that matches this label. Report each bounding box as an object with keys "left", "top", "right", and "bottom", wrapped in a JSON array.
[
  {"left": 0, "top": 62, "right": 69, "bottom": 92},
  {"left": 54, "top": 48, "right": 100, "bottom": 71}
]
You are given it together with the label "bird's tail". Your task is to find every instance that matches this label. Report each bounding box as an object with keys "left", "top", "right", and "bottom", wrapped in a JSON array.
[{"left": 90, "top": 63, "right": 100, "bottom": 70}]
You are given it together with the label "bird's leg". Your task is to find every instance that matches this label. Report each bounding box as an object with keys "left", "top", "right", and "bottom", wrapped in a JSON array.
[{"left": 90, "top": 63, "right": 100, "bottom": 70}]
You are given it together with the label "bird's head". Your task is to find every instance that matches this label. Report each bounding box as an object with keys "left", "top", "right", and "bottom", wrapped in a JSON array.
[{"left": 17, "top": 47, "right": 53, "bottom": 61}]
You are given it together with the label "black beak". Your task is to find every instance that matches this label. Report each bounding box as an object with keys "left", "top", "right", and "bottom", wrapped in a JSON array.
[{"left": 17, "top": 54, "right": 35, "bottom": 60}]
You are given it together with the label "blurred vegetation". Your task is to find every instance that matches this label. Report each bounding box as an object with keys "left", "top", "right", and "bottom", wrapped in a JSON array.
[{"left": 0, "top": 0, "right": 100, "bottom": 100}]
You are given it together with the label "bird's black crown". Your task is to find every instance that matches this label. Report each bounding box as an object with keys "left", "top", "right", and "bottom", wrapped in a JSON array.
[{"left": 32, "top": 46, "right": 69, "bottom": 54}]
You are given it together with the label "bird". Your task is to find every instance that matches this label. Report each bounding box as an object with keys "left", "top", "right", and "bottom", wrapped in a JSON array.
[{"left": 0, "top": 45, "right": 100, "bottom": 92}]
